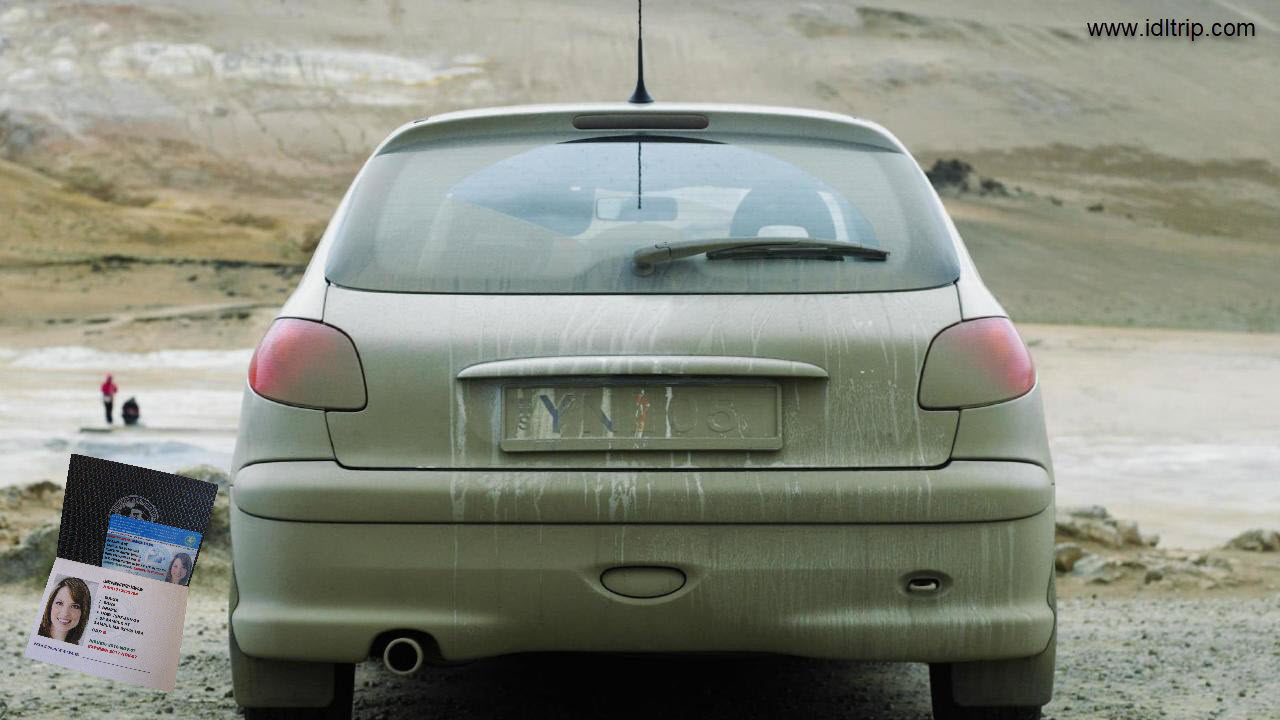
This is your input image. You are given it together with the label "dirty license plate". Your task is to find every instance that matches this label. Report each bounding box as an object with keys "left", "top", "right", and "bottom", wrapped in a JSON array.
[{"left": 501, "top": 382, "right": 781, "bottom": 452}]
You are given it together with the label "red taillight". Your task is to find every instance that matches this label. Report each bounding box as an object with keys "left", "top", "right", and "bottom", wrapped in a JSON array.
[
  {"left": 248, "top": 318, "right": 366, "bottom": 410},
  {"left": 919, "top": 317, "right": 1035, "bottom": 409}
]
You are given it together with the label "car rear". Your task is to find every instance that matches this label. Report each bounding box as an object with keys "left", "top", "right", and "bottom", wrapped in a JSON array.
[{"left": 229, "top": 104, "right": 1055, "bottom": 720}]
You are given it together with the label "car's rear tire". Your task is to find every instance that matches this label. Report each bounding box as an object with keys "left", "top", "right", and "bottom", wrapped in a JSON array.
[
  {"left": 230, "top": 625, "right": 355, "bottom": 720},
  {"left": 928, "top": 623, "right": 1054, "bottom": 720},
  {"left": 928, "top": 662, "right": 1042, "bottom": 720},
  {"left": 238, "top": 662, "right": 354, "bottom": 720}
]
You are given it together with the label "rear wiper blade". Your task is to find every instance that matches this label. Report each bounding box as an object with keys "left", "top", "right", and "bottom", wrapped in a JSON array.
[{"left": 632, "top": 237, "right": 888, "bottom": 276}]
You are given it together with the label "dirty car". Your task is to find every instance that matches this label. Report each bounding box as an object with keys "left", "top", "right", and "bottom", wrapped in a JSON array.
[{"left": 228, "top": 103, "right": 1056, "bottom": 720}]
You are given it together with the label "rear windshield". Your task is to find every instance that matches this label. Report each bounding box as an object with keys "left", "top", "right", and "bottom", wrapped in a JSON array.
[{"left": 326, "top": 133, "right": 959, "bottom": 293}]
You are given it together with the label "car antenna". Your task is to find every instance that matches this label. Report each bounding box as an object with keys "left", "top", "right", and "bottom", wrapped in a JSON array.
[{"left": 628, "top": 0, "right": 653, "bottom": 104}]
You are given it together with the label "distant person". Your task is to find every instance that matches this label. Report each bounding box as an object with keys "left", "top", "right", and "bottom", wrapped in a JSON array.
[
  {"left": 101, "top": 374, "right": 118, "bottom": 424},
  {"left": 37, "top": 577, "right": 92, "bottom": 645},
  {"left": 164, "top": 553, "right": 193, "bottom": 586},
  {"left": 122, "top": 397, "right": 140, "bottom": 426}
]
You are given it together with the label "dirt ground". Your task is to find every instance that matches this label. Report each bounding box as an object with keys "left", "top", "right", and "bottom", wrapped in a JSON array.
[{"left": 2, "top": 563, "right": 1278, "bottom": 720}]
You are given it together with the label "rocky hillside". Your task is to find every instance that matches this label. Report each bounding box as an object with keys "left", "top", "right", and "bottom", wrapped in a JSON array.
[{"left": 2, "top": 0, "right": 1279, "bottom": 331}]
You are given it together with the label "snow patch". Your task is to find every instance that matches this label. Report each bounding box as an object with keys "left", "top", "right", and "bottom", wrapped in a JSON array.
[
  {"left": 73, "top": 439, "right": 231, "bottom": 472},
  {"left": 6, "top": 68, "right": 42, "bottom": 87},
  {"left": 100, "top": 42, "right": 216, "bottom": 80},
  {"left": 4, "top": 346, "right": 253, "bottom": 371},
  {"left": 49, "top": 57, "right": 79, "bottom": 81},
  {"left": 0, "top": 7, "right": 31, "bottom": 26},
  {"left": 100, "top": 42, "right": 484, "bottom": 90},
  {"left": 51, "top": 37, "right": 78, "bottom": 57}
]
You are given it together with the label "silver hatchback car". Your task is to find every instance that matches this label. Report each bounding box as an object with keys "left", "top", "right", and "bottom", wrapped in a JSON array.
[{"left": 229, "top": 103, "right": 1055, "bottom": 720}]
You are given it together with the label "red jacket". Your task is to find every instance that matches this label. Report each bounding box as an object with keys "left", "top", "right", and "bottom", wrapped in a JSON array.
[{"left": 101, "top": 377, "right": 118, "bottom": 398}]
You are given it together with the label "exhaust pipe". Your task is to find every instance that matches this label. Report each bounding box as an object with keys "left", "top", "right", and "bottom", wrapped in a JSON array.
[{"left": 382, "top": 636, "right": 425, "bottom": 675}]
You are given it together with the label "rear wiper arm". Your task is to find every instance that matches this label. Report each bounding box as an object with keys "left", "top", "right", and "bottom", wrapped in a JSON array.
[{"left": 632, "top": 237, "right": 888, "bottom": 276}]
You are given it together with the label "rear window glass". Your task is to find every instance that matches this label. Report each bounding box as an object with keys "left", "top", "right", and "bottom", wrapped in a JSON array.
[{"left": 326, "top": 133, "right": 959, "bottom": 293}]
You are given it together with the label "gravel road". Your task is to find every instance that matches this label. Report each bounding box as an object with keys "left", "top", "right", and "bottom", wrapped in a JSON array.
[{"left": 3, "top": 589, "right": 1278, "bottom": 720}]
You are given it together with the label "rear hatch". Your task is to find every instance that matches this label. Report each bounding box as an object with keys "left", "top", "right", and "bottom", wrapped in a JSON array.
[
  {"left": 320, "top": 112, "right": 963, "bottom": 470},
  {"left": 324, "top": 287, "right": 959, "bottom": 469}
]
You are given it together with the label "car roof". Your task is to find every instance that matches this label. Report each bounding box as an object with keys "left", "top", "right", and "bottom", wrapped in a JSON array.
[{"left": 378, "top": 102, "right": 907, "bottom": 155}]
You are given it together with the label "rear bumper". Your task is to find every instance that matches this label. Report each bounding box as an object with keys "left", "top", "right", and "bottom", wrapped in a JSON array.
[
  {"left": 230, "top": 461, "right": 1055, "bottom": 664},
  {"left": 232, "top": 459, "right": 1052, "bottom": 523}
]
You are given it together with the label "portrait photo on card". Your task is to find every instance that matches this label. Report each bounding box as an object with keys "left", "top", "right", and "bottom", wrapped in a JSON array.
[
  {"left": 163, "top": 552, "right": 194, "bottom": 586},
  {"left": 35, "top": 575, "right": 99, "bottom": 647}
]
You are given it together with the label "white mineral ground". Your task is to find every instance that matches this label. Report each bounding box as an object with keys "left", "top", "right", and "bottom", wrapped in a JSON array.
[{"left": 1028, "top": 323, "right": 1280, "bottom": 549}]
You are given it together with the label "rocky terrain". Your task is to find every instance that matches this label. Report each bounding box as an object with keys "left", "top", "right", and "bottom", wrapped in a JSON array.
[{"left": 1053, "top": 506, "right": 1280, "bottom": 596}]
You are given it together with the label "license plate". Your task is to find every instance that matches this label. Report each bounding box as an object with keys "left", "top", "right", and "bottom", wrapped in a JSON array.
[{"left": 501, "top": 381, "right": 782, "bottom": 452}]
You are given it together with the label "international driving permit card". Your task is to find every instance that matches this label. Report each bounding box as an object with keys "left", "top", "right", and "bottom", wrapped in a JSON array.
[
  {"left": 24, "top": 455, "right": 217, "bottom": 691},
  {"left": 102, "top": 515, "right": 203, "bottom": 586}
]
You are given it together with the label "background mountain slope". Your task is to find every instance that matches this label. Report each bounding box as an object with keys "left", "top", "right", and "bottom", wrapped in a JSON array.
[{"left": 2, "top": 0, "right": 1278, "bottom": 334}]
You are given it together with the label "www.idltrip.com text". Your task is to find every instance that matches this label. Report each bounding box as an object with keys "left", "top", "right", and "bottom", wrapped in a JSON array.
[{"left": 1086, "top": 18, "right": 1258, "bottom": 40}]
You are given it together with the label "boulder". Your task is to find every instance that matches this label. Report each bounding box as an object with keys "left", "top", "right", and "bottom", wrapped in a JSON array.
[
  {"left": 176, "top": 466, "right": 231, "bottom": 552},
  {"left": 924, "top": 159, "right": 973, "bottom": 191},
  {"left": 1071, "top": 554, "right": 1125, "bottom": 584},
  {"left": 1114, "top": 519, "right": 1143, "bottom": 546},
  {"left": 1055, "top": 542, "right": 1086, "bottom": 573},
  {"left": 1055, "top": 505, "right": 1154, "bottom": 548},
  {"left": 0, "top": 523, "right": 58, "bottom": 583},
  {"left": 3, "top": 479, "right": 61, "bottom": 504},
  {"left": 203, "top": 493, "right": 231, "bottom": 551},
  {"left": 923, "top": 159, "right": 1013, "bottom": 199},
  {"left": 1057, "top": 516, "right": 1124, "bottom": 547},
  {"left": 1223, "top": 529, "right": 1280, "bottom": 552},
  {"left": 177, "top": 464, "right": 231, "bottom": 489},
  {"left": 1061, "top": 505, "right": 1110, "bottom": 520}
]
